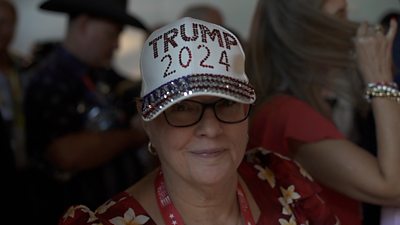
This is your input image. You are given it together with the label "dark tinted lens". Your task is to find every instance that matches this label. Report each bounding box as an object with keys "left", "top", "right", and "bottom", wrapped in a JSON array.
[
  {"left": 214, "top": 99, "right": 250, "bottom": 123},
  {"left": 164, "top": 100, "right": 202, "bottom": 127},
  {"left": 164, "top": 99, "right": 251, "bottom": 127}
]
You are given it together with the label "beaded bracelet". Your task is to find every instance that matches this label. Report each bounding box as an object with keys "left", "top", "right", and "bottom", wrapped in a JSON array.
[
  {"left": 366, "top": 81, "right": 398, "bottom": 89},
  {"left": 364, "top": 81, "right": 400, "bottom": 102}
]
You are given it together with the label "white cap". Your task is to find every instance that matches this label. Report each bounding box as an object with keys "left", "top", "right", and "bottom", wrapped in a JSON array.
[{"left": 140, "top": 17, "right": 255, "bottom": 121}]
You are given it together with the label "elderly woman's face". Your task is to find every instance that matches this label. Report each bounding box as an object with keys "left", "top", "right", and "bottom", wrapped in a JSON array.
[{"left": 143, "top": 96, "right": 249, "bottom": 185}]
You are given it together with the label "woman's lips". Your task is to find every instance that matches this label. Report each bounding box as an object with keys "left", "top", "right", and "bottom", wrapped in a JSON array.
[{"left": 189, "top": 148, "right": 226, "bottom": 158}]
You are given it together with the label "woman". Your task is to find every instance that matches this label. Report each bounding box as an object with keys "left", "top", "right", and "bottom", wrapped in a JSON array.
[
  {"left": 59, "top": 17, "right": 339, "bottom": 225},
  {"left": 246, "top": 0, "right": 400, "bottom": 224}
]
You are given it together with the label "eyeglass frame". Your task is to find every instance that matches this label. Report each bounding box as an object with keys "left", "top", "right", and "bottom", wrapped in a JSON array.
[{"left": 161, "top": 98, "right": 252, "bottom": 128}]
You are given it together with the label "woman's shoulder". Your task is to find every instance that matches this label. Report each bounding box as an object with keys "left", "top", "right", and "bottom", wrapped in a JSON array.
[
  {"left": 258, "top": 94, "right": 316, "bottom": 114},
  {"left": 241, "top": 148, "right": 340, "bottom": 224},
  {"left": 252, "top": 94, "right": 343, "bottom": 140},
  {"left": 242, "top": 147, "right": 319, "bottom": 197},
  {"left": 244, "top": 147, "right": 314, "bottom": 179},
  {"left": 252, "top": 94, "right": 320, "bottom": 127},
  {"left": 59, "top": 191, "right": 154, "bottom": 225}
]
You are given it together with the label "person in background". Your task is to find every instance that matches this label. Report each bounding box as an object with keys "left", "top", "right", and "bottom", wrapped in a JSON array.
[
  {"left": 180, "top": 4, "right": 246, "bottom": 50},
  {"left": 58, "top": 17, "right": 339, "bottom": 225},
  {"left": 0, "top": 0, "right": 28, "bottom": 171},
  {"left": 1, "top": 109, "right": 16, "bottom": 210},
  {"left": 24, "top": 39, "right": 60, "bottom": 71},
  {"left": 181, "top": 4, "right": 224, "bottom": 25},
  {"left": 0, "top": 2, "right": 31, "bottom": 223},
  {"left": 23, "top": 0, "right": 153, "bottom": 225},
  {"left": 1, "top": 108, "right": 13, "bottom": 176},
  {"left": 357, "top": 10, "right": 400, "bottom": 225},
  {"left": 246, "top": 0, "right": 400, "bottom": 225},
  {"left": 379, "top": 11, "right": 400, "bottom": 225}
]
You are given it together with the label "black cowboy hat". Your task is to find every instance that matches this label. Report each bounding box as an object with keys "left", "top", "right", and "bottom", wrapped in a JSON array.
[{"left": 39, "top": 0, "right": 147, "bottom": 31}]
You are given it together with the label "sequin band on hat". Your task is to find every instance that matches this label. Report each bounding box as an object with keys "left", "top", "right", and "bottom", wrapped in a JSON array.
[{"left": 141, "top": 73, "right": 256, "bottom": 121}]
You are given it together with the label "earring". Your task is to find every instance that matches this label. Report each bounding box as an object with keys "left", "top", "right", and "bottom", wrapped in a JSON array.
[{"left": 147, "top": 142, "right": 157, "bottom": 156}]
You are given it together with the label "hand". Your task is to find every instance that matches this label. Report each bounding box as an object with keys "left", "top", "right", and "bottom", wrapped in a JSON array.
[{"left": 355, "top": 18, "right": 398, "bottom": 83}]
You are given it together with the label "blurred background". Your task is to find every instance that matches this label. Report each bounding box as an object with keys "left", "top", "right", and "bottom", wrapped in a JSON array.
[{"left": 10, "top": 0, "right": 400, "bottom": 81}]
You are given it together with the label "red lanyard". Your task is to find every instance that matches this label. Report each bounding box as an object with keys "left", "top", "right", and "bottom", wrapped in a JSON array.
[
  {"left": 81, "top": 74, "right": 97, "bottom": 92},
  {"left": 155, "top": 170, "right": 256, "bottom": 225}
]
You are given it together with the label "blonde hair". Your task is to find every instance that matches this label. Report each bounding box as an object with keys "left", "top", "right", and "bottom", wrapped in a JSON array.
[{"left": 246, "top": 0, "right": 366, "bottom": 117}]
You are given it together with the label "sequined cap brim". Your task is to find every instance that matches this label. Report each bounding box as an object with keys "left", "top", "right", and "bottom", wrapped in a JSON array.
[{"left": 141, "top": 74, "right": 256, "bottom": 121}]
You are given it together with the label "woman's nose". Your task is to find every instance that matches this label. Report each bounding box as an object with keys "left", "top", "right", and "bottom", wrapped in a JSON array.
[{"left": 195, "top": 107, "right": 223, "bottom": 137}]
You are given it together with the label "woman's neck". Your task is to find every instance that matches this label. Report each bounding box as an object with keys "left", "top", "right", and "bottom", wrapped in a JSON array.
[
  {"left": 163, "top": 171, "right": 242, "bottom": 225},
  {"left": 128, "top": 169, "right": 259, "bottom": 225}
]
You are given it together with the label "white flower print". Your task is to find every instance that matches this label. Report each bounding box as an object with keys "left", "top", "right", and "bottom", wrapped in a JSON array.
[
  {"left": 62, "top": 206, "right": 77, "bottom": 220},
  {"left": 278, "top": 196, "right": 293, "bottom": 215},
  {"left": 280, "top": 185, "right": 301, "bottom": 204},
  {"left": 62, "top": 205, "right": 89, "bottom": 220},
  {"left": 96, "top": 200, "right": 117, "bottom": 214},
  {"left": 81, "top": 207, "right": 98, "bottom": 223},
  {"left": 109, "top": 208, "right": 150, "bottom": 225},
  {"left": 254, "top": 164, "right": 276, "bottom": 188},
  {"left": 279, "top": 216, "right": 297, "bottom": 225}
]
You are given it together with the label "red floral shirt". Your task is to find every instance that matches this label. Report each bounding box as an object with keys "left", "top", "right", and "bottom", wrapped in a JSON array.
[
  {"left": 59, "top": 148, "right": 339, "bottom": 225},
  {"left": 248, "top": 94, "right": 362, "bottom": 225}
]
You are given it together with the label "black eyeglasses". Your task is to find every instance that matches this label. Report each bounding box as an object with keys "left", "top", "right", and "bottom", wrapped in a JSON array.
[{"left": 163, "top": 99, "right": 251, "bottom": 127}]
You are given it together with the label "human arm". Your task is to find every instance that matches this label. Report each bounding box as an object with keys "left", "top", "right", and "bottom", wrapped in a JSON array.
[
  {"left": 293, "top": 19, "right": 400, "bottom": 206},
  {"left": 24, "top": 66, "right": 148, "bottom": 173},
  {"left": 293, "top": 138, "right": 400, "bottom": 206},
  {"left": 46, "top": 128, "right": 148, "bottom": 172}
]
